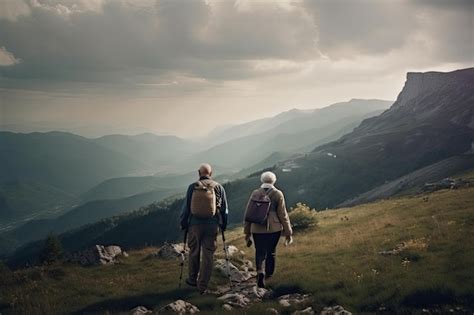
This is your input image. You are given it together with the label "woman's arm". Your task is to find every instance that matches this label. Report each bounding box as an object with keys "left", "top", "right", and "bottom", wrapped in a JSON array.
[
  {"left": 276, "top": 191, "right": 293, "bottom": 236},
  {"left": 243, "top": 196, "right": 252, "bottom": 235}
]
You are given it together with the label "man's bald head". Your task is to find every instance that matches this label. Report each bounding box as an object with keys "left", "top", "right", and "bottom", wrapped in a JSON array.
[{"left": 198, "top": 163, "right": 212, "bottom": 177}]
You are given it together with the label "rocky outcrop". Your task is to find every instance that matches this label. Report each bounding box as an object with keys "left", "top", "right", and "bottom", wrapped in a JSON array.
[
  {"left": 157, "top": 300, "right": 199, "bottom": 314},
  {"left": 67, "top": 245, "right": 127, "bottom": 266},
  {"left": 148, "top": 243, "right": 187, "bottom": 260}
]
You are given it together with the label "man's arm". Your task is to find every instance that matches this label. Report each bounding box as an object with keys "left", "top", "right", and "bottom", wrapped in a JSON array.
[
  {"left": 218, "top": 185, "right": 229, "bottom": 231},
  {"left": 180, "top": 184, "right": 193, "bottom": 230}
]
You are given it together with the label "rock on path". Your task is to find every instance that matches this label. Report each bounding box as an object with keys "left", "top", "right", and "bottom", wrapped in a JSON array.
[
  {"left": 320, "top": 305, "right": 352, "bottom": 315},
  {"left": 157, "top": 300, "right": 200, "bottom": 314},
  {"left": 128, "top": 244, "right": 352, "bottom": 315}
]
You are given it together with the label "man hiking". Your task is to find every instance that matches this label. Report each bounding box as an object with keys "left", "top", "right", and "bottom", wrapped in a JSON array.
[{"left": 180, "top": 163, "right": 229, "bottom": 294}]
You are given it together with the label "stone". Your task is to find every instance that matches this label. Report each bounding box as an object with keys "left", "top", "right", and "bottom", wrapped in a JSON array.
[
  {"left": 226, "top": 245, "right": 240, "bottom": 257},
  {"left": 218, "top": 293, "right": 251, "bottom": 308},
  {"left": 154, "top": 243, "right": 187, "bottom": 260},
  {"left": 292, "top": 307, "right": 315, "bottom": 315},
  {"left": 240, "top": 260, "right": 254, "bottom": 272},
  {"left": 157, "top": 300, "right": 199, "bottom": 314},
  {"left": 215, "top": 259, "right": 256, "bottom": 282},
  {"left": 277, "top": 293, "right": 312, "bottom": 307},
  {"left": 279, "top": 299, "right": 291, "bottom": 307},
  {"left": 222, "top": 304, "right": 233, "bottom": 311},
  {"left": 266, "top": 308, "right": 279, "bottom": 314},
  {"left": 130, "top": 306, "right": 152, "bottom": 315},
  {"left": 320, "top": 305, "right": 352, "bottom": 315},
  {"left": 67, "top": 245, "right": 126, "bottom": 266}
]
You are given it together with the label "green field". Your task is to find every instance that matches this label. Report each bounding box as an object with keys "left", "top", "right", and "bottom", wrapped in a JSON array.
[{"left": 1, "top": 186, "right": 473, "bottom": 314}]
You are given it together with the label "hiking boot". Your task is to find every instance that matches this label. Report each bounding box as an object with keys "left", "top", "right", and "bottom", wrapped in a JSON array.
[
  {"left": 257, "top": 272, "right": 265, "bottom": 288},
  {"left": 185, "top": 278, "right": 197, "bottom": 287},
  {"left": 265, "top": 274, "right": 273, "bottom": 280}
]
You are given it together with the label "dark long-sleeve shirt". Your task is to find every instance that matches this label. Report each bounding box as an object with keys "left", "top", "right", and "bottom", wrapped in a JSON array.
[{"left": 180, "top": 175, "right": 228, "bottom": 230}]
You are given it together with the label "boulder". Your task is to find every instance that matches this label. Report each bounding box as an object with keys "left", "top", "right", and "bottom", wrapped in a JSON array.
[
  {"left": 320, "top": 305, "right": 352, "bottom": 315},
  {"left": 156, "top": 300, "right": 199, "bottom": 314},
  {"left": 68, "top": 245, "right": 126, "bottom": 266},
  {"left": 130, "top": 306, "right": 152, "bottom": 315},
  {"left": 152, "top": 243, "right": 187, "bottom": 260}
]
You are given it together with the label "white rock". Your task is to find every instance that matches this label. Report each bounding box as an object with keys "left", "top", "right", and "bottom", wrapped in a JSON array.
[
  {"left": 218, "top": 293, "right": 251, "bottom": 308},
  {"left": 130, "top": 306, "right": 152, "bottom": 315},
  {"left": 279, "top": 299, "right": 291, "bottom": 307},
  {"left": 240, "top": 260, "right": 254, "bottom": 272},
  {"left": 320, "top": 305, "right": 352, "bottom": 315},
  {"left": 226, "top": 245, "right": 240, "bottom": 257},
  {"left": 155, "top": 243, "right": 187, "bottom": 260},
  {"left": 222, "top": 304, "right": 233, "bottom": 311},
  {"left": 157, "top": 300, "right": 199, "bottom": 314},
  {"left": 278, "top": 293, "right": 312, "bottom": 307},
  {"left": 292, "top": 307, "right": 315, "bottom": 315}
]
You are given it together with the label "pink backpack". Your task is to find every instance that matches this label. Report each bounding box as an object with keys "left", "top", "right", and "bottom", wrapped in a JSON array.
[{"left": 244, "top": 188, "right": 273, "bottom": 225}]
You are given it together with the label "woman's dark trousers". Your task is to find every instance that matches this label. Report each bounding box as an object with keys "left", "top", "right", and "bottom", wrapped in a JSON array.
[{"left": 252, "top": 231, "right": 281, "bottom": 276}]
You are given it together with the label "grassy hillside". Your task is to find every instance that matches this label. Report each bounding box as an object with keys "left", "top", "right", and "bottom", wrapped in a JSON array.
[
  {"left": 1, "top": 187, "right": 472, "bottom": 314},
  {"left": 2, "top": 188, "right": 180, "bottom": 254},
  {"left": 0, "top": 180, "right": 78, "bottom": 228}
]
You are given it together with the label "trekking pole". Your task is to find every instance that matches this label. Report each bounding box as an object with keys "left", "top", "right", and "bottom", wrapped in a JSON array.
[
  {"left": 178, "top": 229, "right": 188, "bottom": 289},
  {"left": 221, "top": 230, "right": 233, "bottom": 290}
]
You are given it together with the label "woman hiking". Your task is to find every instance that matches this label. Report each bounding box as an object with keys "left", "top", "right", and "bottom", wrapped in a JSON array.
[{"left": 243, "top": 171, "right": 293, "bottom": 288}]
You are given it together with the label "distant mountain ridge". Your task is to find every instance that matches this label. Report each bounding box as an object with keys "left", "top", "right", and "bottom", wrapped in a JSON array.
[
  {"left": 185, "top": 99, "right": 392, "bottom": 170},
  {"left": 207, "top": 108, "right": 313, "bottom": 145},
  {"left": 0, "top": 131, "right": 146, "bottom": 194}
]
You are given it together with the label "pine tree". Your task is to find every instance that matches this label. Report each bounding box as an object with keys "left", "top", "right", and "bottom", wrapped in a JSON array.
[{"left": 40, "top": 233, "right": 63, "bottom": 265}]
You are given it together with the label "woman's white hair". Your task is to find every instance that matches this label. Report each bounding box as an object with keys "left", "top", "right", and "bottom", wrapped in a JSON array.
[{"left": 260, "top": 171, "right": 277, "bottom": 184}]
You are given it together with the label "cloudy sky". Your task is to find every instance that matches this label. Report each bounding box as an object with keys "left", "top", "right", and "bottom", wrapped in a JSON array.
[{"left": 0, "top": 0, "right": 472, "bottom": 138}]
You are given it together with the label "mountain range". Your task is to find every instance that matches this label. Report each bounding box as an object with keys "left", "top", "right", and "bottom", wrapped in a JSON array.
[{"left": 2, "top": 68, "right": 473, "bottom": 265}]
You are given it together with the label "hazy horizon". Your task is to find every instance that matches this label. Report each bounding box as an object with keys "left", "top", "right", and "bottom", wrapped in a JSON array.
[{"left": 1, "top": 0, "right": 472, "bottom": 137}]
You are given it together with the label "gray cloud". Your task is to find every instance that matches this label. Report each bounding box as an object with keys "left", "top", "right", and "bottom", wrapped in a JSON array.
[
  {"left": 0, "top": 0, "right": 320, "bottom": 82},
  {"left": 0, "top": 0, "right": 472, "bottom": 137},
  {"left": 0, "top": 0, "right": 472, "bottom": 85}
]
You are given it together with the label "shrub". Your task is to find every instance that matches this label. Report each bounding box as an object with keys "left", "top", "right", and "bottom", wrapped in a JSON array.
[
  {"left": 289, "top": 202, "right": 318, "bottom": 231},
  {"left": 39, "top": 234, "right": 63, "bottom": 265}
]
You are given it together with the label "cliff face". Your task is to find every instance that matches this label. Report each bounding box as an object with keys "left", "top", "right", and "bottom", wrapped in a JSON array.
[
  {"left": 395, "top": 69, "right": 473, "bottom": 107},
  {"left": 350, "top": 68, "right": 474, "bottom": 136}
]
